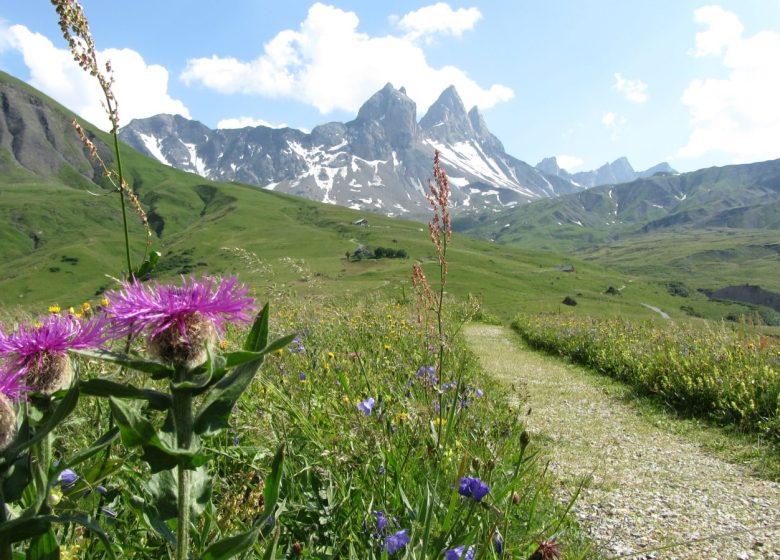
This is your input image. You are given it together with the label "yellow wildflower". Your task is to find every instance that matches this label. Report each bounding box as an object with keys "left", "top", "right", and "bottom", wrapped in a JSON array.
[
  {"left": 100, "top": 297, "right": 110, "bottom": 307},
  {"left": 48, "top": 305, "right": 61, "bottom": 314},
  {"left": 81, "top": 302, "right": 91, "bottom": 312}
]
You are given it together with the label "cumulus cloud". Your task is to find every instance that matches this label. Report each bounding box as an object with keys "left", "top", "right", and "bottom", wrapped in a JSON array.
[
  {"left": 613, "top": 73, "right": 648, "bottom": 103},
  {"left": 217, "top": 116, "right": 289, "bottom": 129},
  {"left": 692, "top": 5, "right": 744, "bottom": 56},
  {"left": 180, "top": 2, "right": 511, "bottom": 116},
  {"left": 677, "top": 6, "right": 780, "bottom": 163},
  {"left": 2, "top": 24, "right": 189, "bottom": 131},
  {"left": 396, "top": 3, "right": 482, "bottom": 41},
  {"left": 555, "top": 155, "right": 584, "bottom": 172},
  {"left": 601, "top": 112, "right": 618, "bottom": 126}
]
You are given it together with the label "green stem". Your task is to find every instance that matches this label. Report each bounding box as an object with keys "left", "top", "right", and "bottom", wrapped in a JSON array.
[
  {"left": 102, "top": 89, "right": 133, "bottom": 277},
  {"left": 0, "top": 484, "right": 10, "bottom": 560},
  {"left": 172, "top": 368, "right": 194, "bottom": 560}
]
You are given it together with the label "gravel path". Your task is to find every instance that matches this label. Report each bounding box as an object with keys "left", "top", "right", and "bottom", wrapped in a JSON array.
[{"left": 466, "top": 324, "right": 780, "bottom": 559}]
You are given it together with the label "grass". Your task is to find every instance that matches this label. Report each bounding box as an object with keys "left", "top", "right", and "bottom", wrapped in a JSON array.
[
  {"left": 511, "top": 312, "right": 780, "bottom": 467},
  {"left": 42, "top": 294, "right": 595, "bottom": 559}
]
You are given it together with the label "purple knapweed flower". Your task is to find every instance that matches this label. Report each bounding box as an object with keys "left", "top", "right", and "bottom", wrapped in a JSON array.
[
  {"left": 445, "top": 545, "right": 475, "bottom": 560},
  {"left": 58, "top": 468, "right": 78, "bottom": 488},
  {"left": 0, "top": 313, "right": 107, "bottom": 395},
  {"left": 357, "top": 397, "right": 375, "bottom": 416},
  {"left": 458, "top": 477, "right": 490, "bottom": 502},
  {"left": 384, "top": 529, "right": 410, "bottom": 555},
  {"left": 106, "top": 275, "right": 255, "bottom": 367}
]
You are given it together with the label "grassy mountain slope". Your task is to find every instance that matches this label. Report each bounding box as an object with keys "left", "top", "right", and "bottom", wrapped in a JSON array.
[
  {"left": 454, "top": 161, "right": 780, "bottom": 310},
  {"left": 0, "top": 71, "right": 764, "bottom": 324}
]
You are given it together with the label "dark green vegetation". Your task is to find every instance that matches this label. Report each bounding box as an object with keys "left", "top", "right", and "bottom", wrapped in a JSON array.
[
  {"left": 0, "top": 70, "right": 747, "bottom": 325},
  {"left": 455, "top": 159, "right": 780, "bottom": 325}
]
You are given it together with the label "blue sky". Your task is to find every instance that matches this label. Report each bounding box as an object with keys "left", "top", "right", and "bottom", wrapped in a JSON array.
[{"left": 1, "top": 1, "right": 779, "bottom": 173}]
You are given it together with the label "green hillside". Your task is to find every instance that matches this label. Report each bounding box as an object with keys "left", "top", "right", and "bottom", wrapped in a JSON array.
[
  {"left": 0, "top": 71, "right": 772, "bottom": 325},
  {"left": 454, "top": 159, "right": 780, "bottom": 323}
]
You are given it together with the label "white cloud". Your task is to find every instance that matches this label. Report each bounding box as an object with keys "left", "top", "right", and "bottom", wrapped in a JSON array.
[
  {"left": 555, "top": 155, "right": 584, "bottom": 172},
  {"left": 601, "top": 111, "right": 625, "bottom": 140},
  {"left": 217, "top": 116, "right": 289, "bottom": 129},
  {"left": 396, "top": 3, "right": 482, "bottom": 41},
  {"left": 677, "top": 7, "right": 780, "bottom": 163},
  {"left": 692, "top": 5, "right": 743, "bottom": 57},
  {"left": 3, "top": 24, "right": 189, "bottom": 131},
  {"left": 180, "top": 3, "right": 511, "bottom": 116},
  {"left": 613, "top": 73, "right": 648, "bottom": 103}
]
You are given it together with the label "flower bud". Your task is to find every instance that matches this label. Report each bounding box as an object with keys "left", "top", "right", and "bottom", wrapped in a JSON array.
[
  {"left": 149, "top": 312, "right": 216, "bottom": 368},
  {"left": 25, "top": 352, "right": 73, "bottom": 395}
]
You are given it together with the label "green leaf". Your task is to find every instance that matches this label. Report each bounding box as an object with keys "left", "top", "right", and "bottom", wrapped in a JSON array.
[
  {"left": 243, "top": 303, "right": 270, "bottom": 352},
  {"left": 25, "top": 528, "right": 58, "bottom": 560},
  {"left": 2, "top": 384, "right": 79, "bottom": 462},
  {"left": 192, "top": 335, "right": 297, "bottom": 437},
  {"left": 109, "top": 398, "right": 205, "bottom": 472},
  {"left": 58, "top": 427, "right": 120, "bottom": 471},
  {"left": 146, "top": 465, "right": 212, "bottom": 521},
  {"left": 72, "top": 349, "right": 174, "bottom": 379},
  {"left": 80, "top": 379, "right": 171, "bottom": 410},
  {"left": 262, "top": 444, "right": 285, "bottom": 521},
  {"left": 0, "top": 515, "right": 55, "bottom": 543},
  {"left": 200, "top": 525, "right": 261, "bottom": 560},
  {"left": 57, "top": 514, "right": 116, "bottom": 560},
  {"left": 134, "top": 250, "right": 161, "bottom": 280}
]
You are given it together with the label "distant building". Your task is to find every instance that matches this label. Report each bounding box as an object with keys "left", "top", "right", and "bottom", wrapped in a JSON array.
[{"left": 353, "top": 218, "right": 369, "bottom": 227}]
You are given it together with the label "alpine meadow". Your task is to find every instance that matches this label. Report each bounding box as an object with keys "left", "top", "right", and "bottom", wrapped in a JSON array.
[{"left": 0, "top": 1, "right": 779, "bottom": 559}]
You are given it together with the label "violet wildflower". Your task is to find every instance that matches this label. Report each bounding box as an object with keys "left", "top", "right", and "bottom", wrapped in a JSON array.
[
  {"left": 100, "top": 506, "right": 118, "bottom": 518},
  {"left": 96, "top": 485, "right": 108, "bottom": 495},
  {"left": 0, "top": 313, "right": 106, "bottom": 395},
  {"left": 445, "top": 545, "right": 475, "bottom": 560},
  {"left": 373, "top": 510, "right": 389, "bottom": 537},
  {"left": 106, "top": 275, "right": 254, "bottom": 367},
  {"left": 357, "top": 397, "right": 375, "bottom": 416},
  {"left": 493, "top": 531, "right": 504, "bottom": 556},
  {"left": 384, "top": 529, "right": 410, "bottom": 555},
  {"left": 58, "top": 468, "right": 78, "bottom": 488},
  {"left": 458, "top": 477, "right": 490, "bottom": 502}
]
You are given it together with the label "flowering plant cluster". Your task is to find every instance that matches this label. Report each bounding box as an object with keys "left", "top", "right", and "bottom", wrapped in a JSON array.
[{"left": 0, "top": 275, "right": 293, "bottom": 559}]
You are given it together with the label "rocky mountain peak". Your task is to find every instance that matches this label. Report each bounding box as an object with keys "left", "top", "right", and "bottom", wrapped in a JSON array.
[
  {"left": 535, "top": 157, "right": 566, "bottom": 177},
  {"left": 419, "top": 85, "right": 472, "bottom": 141},
  {"left": 352, "top": 82, "right": 418, "bottom": 154}
]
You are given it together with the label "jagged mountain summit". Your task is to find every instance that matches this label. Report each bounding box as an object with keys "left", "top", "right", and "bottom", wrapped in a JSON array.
[
  {"left": 119, "top": 84, "right": 580, "bottom": 217},
  {"left": 535, "top": 156, "right": 676, "bottom": 189}
]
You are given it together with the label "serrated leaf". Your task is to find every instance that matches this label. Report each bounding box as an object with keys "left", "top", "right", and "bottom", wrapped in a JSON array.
[
  {"left": 80, "top": 379, "right": 171, "bottom": 410},
  {"left": 73, "top": 349, "right": 174, "bottom": 379}
]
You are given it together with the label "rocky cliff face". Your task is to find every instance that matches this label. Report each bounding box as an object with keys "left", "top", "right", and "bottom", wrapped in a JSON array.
[{"left": 119, "top": 84, "right": 581, "bottom": 217}]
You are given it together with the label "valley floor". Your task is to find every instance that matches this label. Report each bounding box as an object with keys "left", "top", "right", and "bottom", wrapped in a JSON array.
[{"left": 466, "top": 325, "right": 780, "bottom": 559}]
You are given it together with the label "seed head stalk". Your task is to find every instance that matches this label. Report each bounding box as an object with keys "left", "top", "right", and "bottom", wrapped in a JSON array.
[
  {"left": 52, "top": 0, "right": 150, "bottom": 278},
  {"left": 426, "top": 151, "right": 452, "bottom": 450}
]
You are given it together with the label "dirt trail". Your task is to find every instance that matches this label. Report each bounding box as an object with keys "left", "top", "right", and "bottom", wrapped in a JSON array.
[{"left": 466, "top": 324, "right": 780, "bottom": 559}]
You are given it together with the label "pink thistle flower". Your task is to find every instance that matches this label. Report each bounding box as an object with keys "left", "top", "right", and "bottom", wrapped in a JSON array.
[
  {"left": 0, "top": 313, "right": 107, "bottom": 395},
  {"left": 106, "top": 275, "right": 255, "bottom": 366}
]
